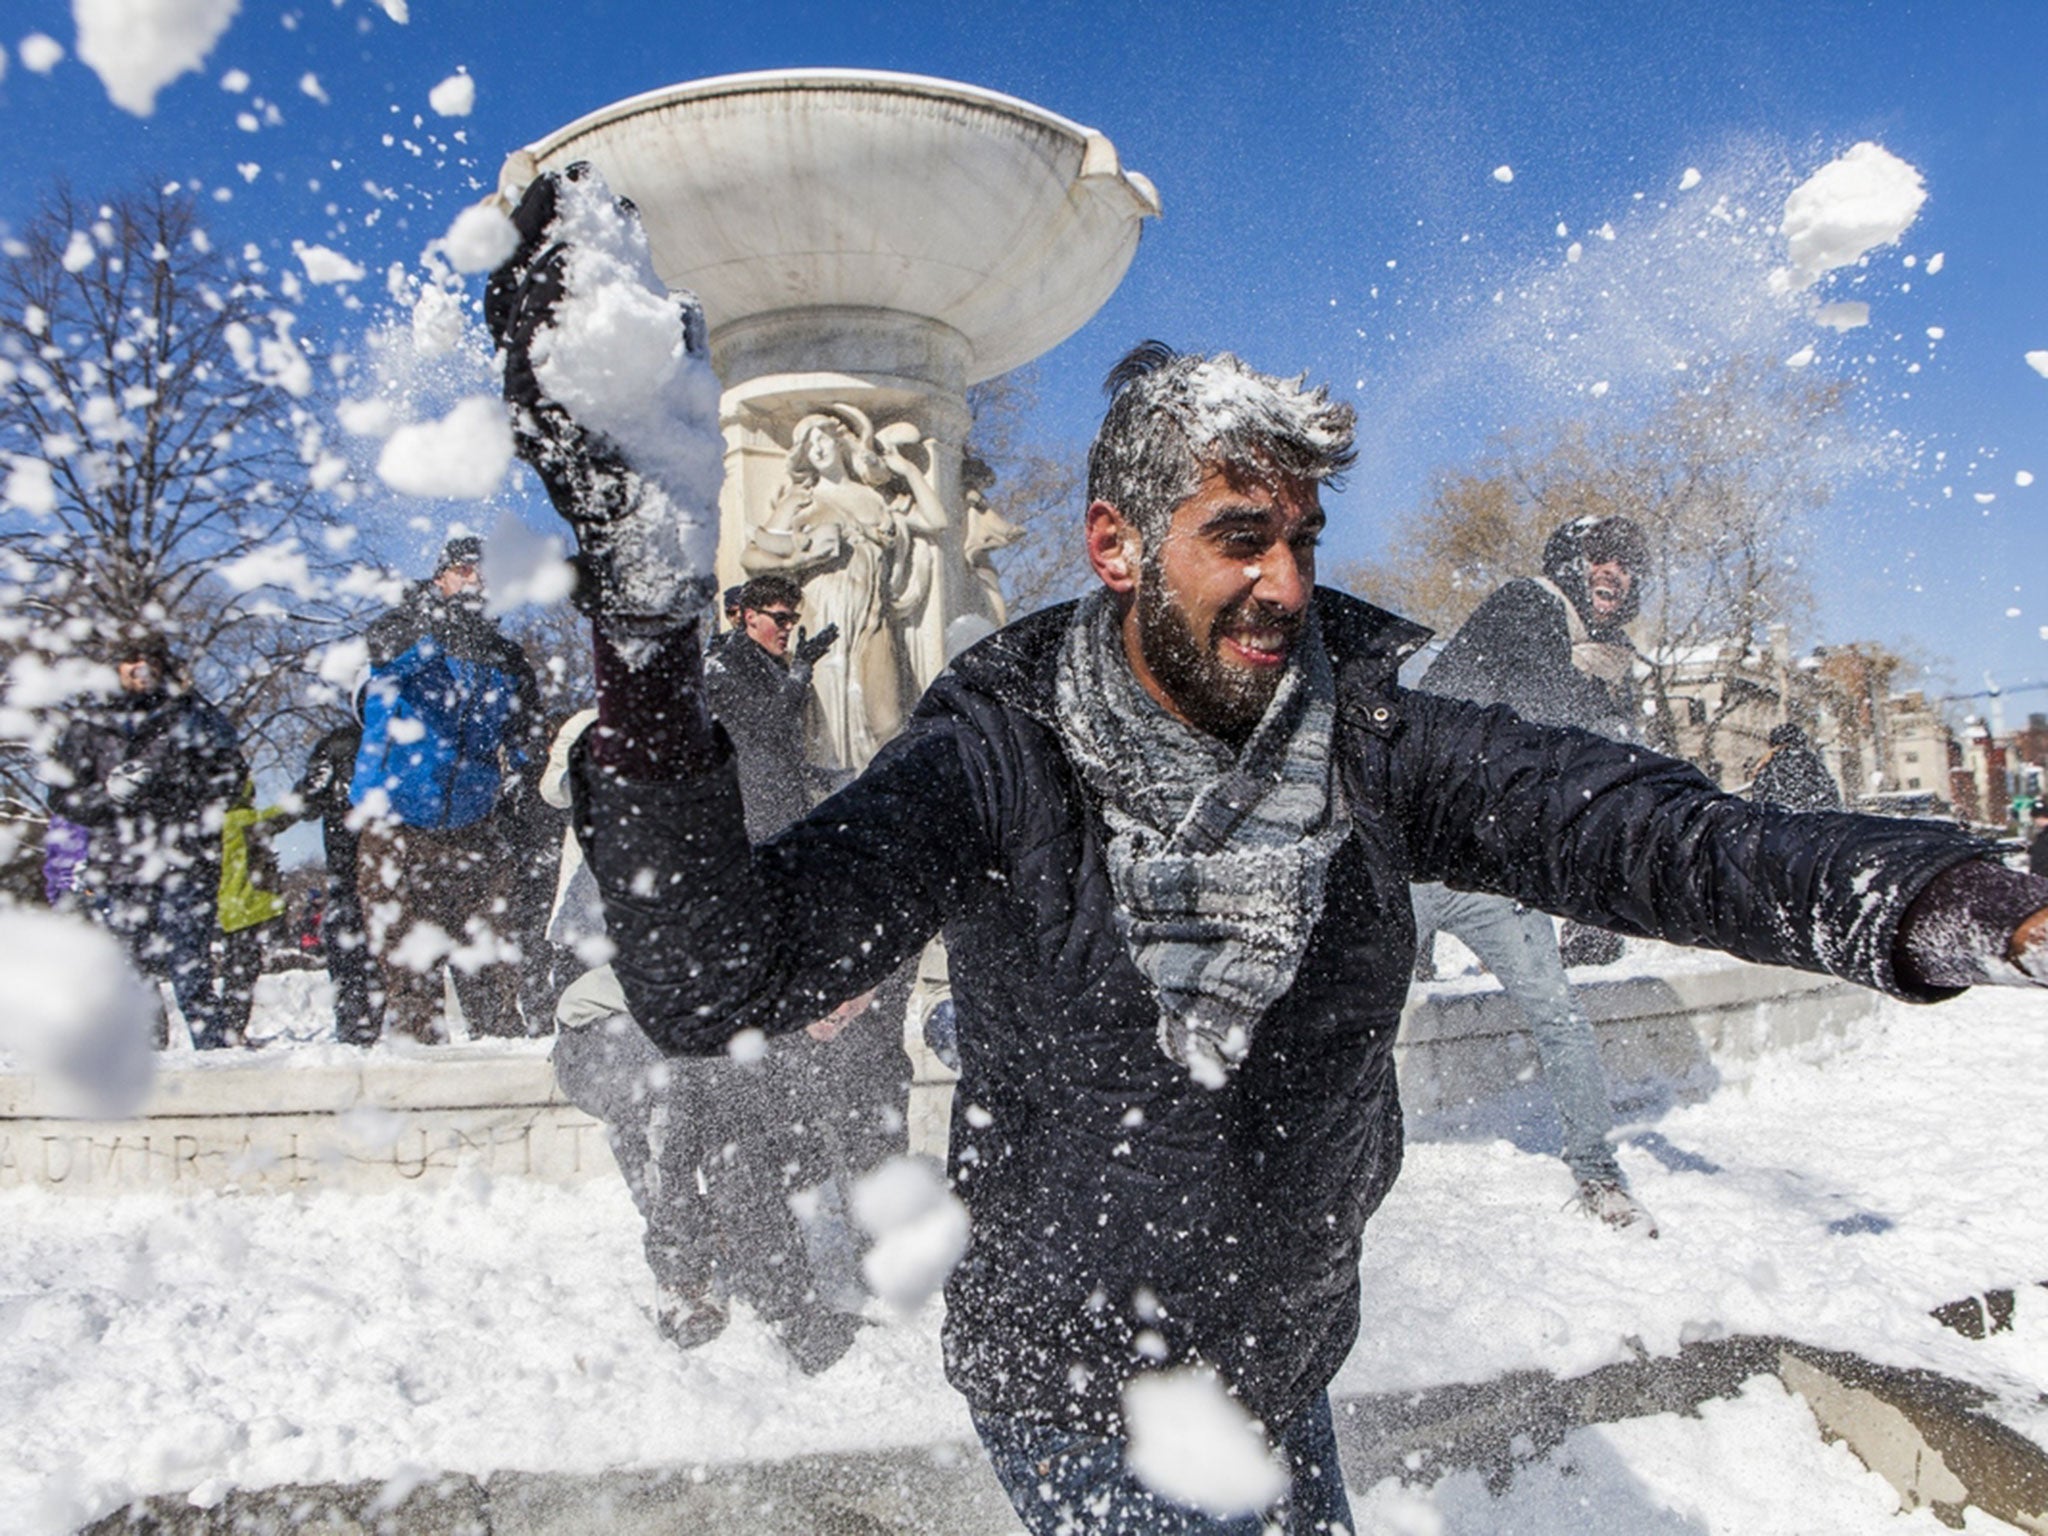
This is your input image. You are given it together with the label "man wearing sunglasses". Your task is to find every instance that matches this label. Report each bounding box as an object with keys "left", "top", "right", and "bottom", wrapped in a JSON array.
[{"left": 703, "top": 574, "right": 838, "bottom": 842}]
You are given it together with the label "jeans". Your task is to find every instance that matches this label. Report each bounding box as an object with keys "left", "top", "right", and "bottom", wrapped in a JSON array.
[
  {"left": 1410, "top": 882, "right": 1621, "bottom": 1184},
  {"left": 974, "top": 1393, "right": 1351, "bottom": 1535}
]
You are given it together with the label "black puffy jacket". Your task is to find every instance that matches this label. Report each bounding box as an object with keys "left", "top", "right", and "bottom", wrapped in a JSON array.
[
  {"left": 51, "top": 686, "right": 244, "bottom": 892},
  {"left": 579, "top": 590, "right": 1985, "bottom": 1433},
  {"left": 703, "top": 631, "right": 816, "bottom": 842}
]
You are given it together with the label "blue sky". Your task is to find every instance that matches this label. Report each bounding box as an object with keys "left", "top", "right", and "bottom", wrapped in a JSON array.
[{"left": 3, "top": 0, "right": 2044, "bottom": 710}]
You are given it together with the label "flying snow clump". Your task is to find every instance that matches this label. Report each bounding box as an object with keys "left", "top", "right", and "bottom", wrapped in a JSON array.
[
  {"left": 2026, "top": 351, "right": 2048, "bottom": 381},
  {"left": 0, "top": 909, "right": 157, "bottom": 1116},
  {"left": 375, "top": 0, "right": 409, "bottom": 23},
  {"left": 376, "top": 396, "right": 513, "bottom": 499},
  {"left": 1492, "top": 164, "right": 1514, "bottom": 184},
  {"left": 73, "top": 0, "right": 241, "bottom": 118},
  {"left": 1775, "top": 141, "right": 1926, "bottom": 291},
  {"left": 2018, "top": 471, "right": 2036, "bottom": 488},
  {"left": 60, "top": 231, "right": 96, "bottom": 273},
  {"left": 527, "top": 166, "right": 724, "bottom": 587},
  {"left": 1679, "top": 167, "right": 1702, "bottom": 191},
  {"left": 19, "top": 33, "right": 65, "bottom": 73},
  {"left": 4, "top": 457, "right": 59, "bottom": 514},
  {"left": 443, "top": 204, "right": 519, "bottom": 274},
  {"left": 851, "top": 1155, "right": 971, "bottom": 1311},
  {"left": 428, "top": 70, "right": 474, "bottom": 117},
  {"left": 1814, "top": 302, "right": 1869, "bottom": 333},
  {"left": 295, "top": 242, "right": 366, "bottom": 285},
  {"left": 1122, "top": 1369, "right": 1290, "bottom": 1517}
]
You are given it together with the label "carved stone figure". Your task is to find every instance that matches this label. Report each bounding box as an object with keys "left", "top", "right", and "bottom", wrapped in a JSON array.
[
  {"left": 742, "top": 406, "right": 946, "bottom": 769},
  {"left": 960, "top": 452, "right": 1023, "bottom": 629}
]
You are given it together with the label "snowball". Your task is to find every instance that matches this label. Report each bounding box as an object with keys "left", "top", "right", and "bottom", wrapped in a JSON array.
[
  {"left": 337, "top": 397, "right": 395, "bottom": 438},
  {"left": 19, "top": 33, "right": 64, "bottom": 73},
  {"left": 1679, "top": 167, "right": 1702, "bottom": 191},
  {"left": 0, "top": 909, "right": 157, "bottom": 1117},
  {"left": 374, "top": 0, "right": 408, "bottom": 19},
  {"left": 1784, "top": 345, "right": 1815, "bottom": 369},
  {"left": 317, "top": 636, "right": 369, "bottom": 688},
  {"left": 1491, "top": 165, "right": 1514, "bottom": 184},
  {"left": 60, "top": 231, "right": 96, "bottom": 273},
  {"left": 479, "top": 508, "right": 574, "bottom": 614},
  {"left": 4, "top": 457, "right": 57, "bottom": 514},
  {"left": 1926, "top": 326, "right": 1945, "bottom": 340},
  {"left": 851, "top": 1156, "right": 971, "bottom": 1311},
  {"left": 218, "top": 67, "right": 246, "bottom": 91},
  {"left": 298, "top": 71, "right": 327, "bottom": 103},
  {"left": 443, "top": 204, "right": 518, "bottom": 274},
  {"left": 1776, "top": 142, "right": 1926, "bottom": 290},
  {"left": 2026, "top": 351, "right": 2048, "bottom": 380},
  {"left": 428, "top": 71, "right": 473, "bottom": 117},
  {"left": 1926, "top": 251, "right": 1945, "bottom": 274},
  {"left": 6, "top": 651, "right": 116, "bottom": 708},
  {"left": 1814, "top": 301, "right": 1869, "bottom": 332},
  {"left": 1589, "top": 381, "right": 1610, "bottom": 398},
  {"left": 74, "top": 0, "right": 241, "bottom": 118},
  {"left": 1122, "top": 1369, "right": 1289, "bottom": 1517},
  {"left": 375, "top": 397, "right": 512, "bottom": 499},
  {"left": 1975, "top": 493, "right": 1996, "bottom": 506},
  {"left": 2018, "top": 471, "right": 2035, "bottom": 488},
  {"left": 219, "top": 539, "right": 318, "bottom": 597},
  {"left": 294, "top": 242, "right": 365, "bottom": 285},
  {"left": 409, "top": 285, "right": 465, "bottom": 358}
]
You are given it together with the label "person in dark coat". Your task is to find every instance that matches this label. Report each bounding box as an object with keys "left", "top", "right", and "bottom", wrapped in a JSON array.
[
  {"left": 492, "top": 183, "right": 2048, "bottom": 1532},
  {"left": 294, "top": 693, "right": 376, "bottom": 1045},
  {"left": 701, "top": 572, "right": 838, "bottom": 842},
  {"left": 1412, "top": 514, "right": 1653, "bottom": 1231},
  {"left": 1750, "top": 722, "right": 1844, "bottom": 812},
  {"left": 49, "top": 633, "right": 246, "bottom": 1049},
  {"left": 2030, "top": 801, "right": 2048, "bottom": 878},
  {"left": 350, "top": 536, "right": 545, "bottom": 1041},
  {"left": 1421, "top": 514, "right": 1648, "bottom": 739}
]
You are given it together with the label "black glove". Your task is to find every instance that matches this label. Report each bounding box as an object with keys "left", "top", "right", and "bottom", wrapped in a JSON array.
[
  {"left": 485, "top": 165, "right": 711, "bottom": 624},
  {"left": 794, "top": 623, "right": 839, "bottom": 668}
]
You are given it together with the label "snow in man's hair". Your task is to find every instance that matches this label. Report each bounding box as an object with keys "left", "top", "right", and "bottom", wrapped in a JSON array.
[{"left": 1086, "top": 341, "right": 1358, "bottom": 546}]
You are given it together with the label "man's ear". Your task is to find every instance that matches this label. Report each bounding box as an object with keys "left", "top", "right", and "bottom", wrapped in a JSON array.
[{"left": 1085, "top": 501, "right": 1141, "bottom": 594}]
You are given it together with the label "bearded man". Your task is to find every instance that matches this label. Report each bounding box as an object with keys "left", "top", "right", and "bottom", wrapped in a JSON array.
[{"left": 489, "top": 171, "right": 2048, "bottom": 1535}]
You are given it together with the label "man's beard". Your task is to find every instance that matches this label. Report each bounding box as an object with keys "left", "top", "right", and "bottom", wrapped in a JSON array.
[{"left": 1135, "top": 578, "right": 1297, "bottom": 745}]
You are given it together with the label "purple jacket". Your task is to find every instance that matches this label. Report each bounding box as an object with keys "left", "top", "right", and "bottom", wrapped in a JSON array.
[{"left": 43, "top": 815, "right": 89, "bottom": 904}]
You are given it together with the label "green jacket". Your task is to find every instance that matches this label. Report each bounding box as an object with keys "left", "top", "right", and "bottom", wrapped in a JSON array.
[{"left": 219, "top": 789, "right": 292, "bottom": 935}]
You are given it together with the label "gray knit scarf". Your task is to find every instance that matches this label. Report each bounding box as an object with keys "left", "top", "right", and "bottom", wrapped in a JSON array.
[{"left": 1054, "top": 589, "right": 1351, "bottom": 1086}]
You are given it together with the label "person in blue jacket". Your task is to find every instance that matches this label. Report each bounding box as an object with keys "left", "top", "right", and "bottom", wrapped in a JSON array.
[{"left": 350, "top": 535, "right": 544, "bottom": 1041}]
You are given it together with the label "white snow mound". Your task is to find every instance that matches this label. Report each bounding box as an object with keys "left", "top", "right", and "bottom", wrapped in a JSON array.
[
  {"left": 0, "top": 908, "right": 157, "bottom": 1115},
  {"left": 376, "top": 397, "right": 513, "bottom": 500},
  {"left": 851, "top": 1156, "right": 970, "bottom": 1312},
  {"left": 73, "top": 0, "right": 241, "bottom": 117},
  {"left": 1777, "top": 142, "right": 1926, "bottom": 290},
  {"left": 1122, "top": 1368, "right": 1290, "bottom": 1517}
]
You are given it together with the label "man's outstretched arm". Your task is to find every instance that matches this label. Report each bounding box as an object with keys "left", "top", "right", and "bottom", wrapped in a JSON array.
[
  {"left": 1394, "top": 689, "right": 2048, "bottom": 998},
  {"left": 569, "top": 624, "right": 994, "bottom": 1054}
]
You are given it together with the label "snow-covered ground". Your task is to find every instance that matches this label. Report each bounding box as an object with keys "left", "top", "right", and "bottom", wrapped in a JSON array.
[{"left": 4, "top": 977, "right": 2046, "bottom": 1534}]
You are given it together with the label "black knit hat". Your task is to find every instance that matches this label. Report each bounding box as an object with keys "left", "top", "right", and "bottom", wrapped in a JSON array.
[{"left": 434, "top": 534, "right": 484, "bottom": 575}]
